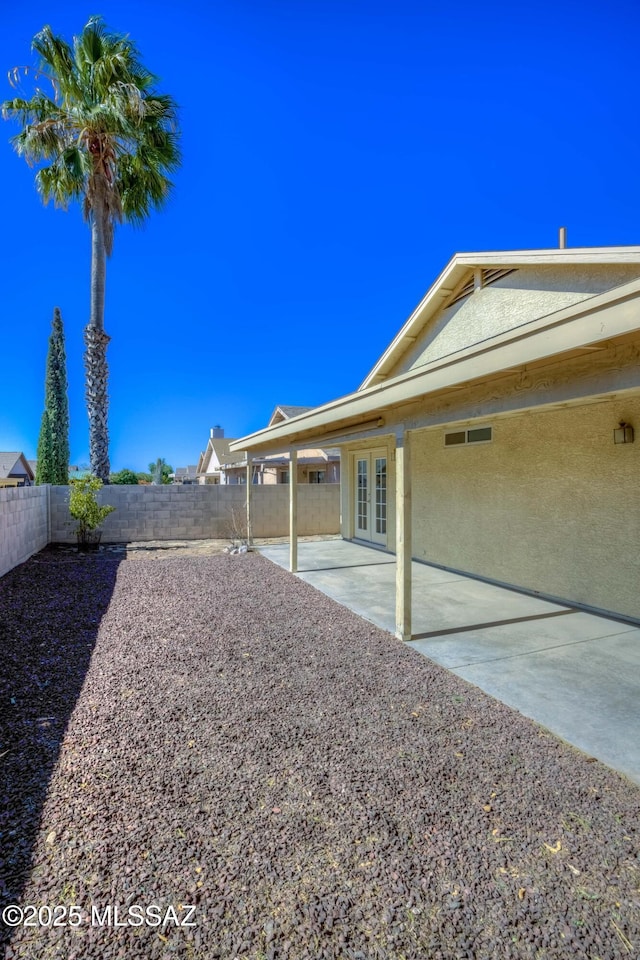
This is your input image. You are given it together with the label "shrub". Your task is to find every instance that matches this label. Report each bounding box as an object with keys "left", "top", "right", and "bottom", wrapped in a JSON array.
[
  {"left": 110, "top": 468, "right": 139, "bottom": 484},
  {"left": 69, "top": 475, "right": 115, "bottom": 539}
]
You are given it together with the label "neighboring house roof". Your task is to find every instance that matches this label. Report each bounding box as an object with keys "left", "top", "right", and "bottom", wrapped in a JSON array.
[
  {"left": 198, "top": 437, "right": 244, "bottom": 475},
  {"left": 213, "top": 440, "right": 231, "bottom": 463},
  {"left": 230, "top": 245, "right": 640, "bottom": 455},
  {"left": 175, "top": 465, "right": 198, "bottom": 480},
  {"left": 269, "top": 405, "right": 313, "bottom": 426},
  {"left": 224, "top": 405, "right": 339, "bottom": 469},
  {"left": 198, "top": 410, "right": 332, "bottom": 476},
  {"left": 173, "top": 465, "right": 198, "bottom": 483},
  {"left": 0, "top": 452, "right": 34, "bottom": 480}
]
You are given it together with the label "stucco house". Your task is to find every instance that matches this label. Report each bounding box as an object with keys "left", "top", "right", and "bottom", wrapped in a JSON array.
[
  {"left": 0, "top": 452, "right": 34, "bottom": 487},
  {"left": 199, "top": 411, "right": 340, "bottom": 485},
  {"left": 230, "top": 244, "right": 640, "bottom": 638},
  {"left": 223, "top": 406, "right": 340, "bottom": 485},
  {"left": 197, "top": 427, "right": 237, "bottom": 484}
]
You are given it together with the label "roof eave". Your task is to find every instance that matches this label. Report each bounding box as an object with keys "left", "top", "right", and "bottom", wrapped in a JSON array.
[
  {"left": 359, "top": 245, "right": 640, "bottom": 390},
  {"left": 230, "top": 276, "right": 640, "bottom": 455}
]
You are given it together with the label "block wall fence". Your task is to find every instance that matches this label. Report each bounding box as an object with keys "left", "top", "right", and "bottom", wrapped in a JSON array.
[
  {"left": 0, "top": 486, "right": 50, "bottom": 580},
  {"left": 0, "top": 483, "right": 340, "bottom": 578}
]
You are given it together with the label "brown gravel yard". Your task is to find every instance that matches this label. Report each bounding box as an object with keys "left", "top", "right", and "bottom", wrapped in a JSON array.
[{"left": 1, "top": 547, "right": 639, "bottom": 960}]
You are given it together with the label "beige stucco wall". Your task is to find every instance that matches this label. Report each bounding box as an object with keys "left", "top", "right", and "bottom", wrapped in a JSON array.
[
  {"left": 338, "top": 338, "right": 639, "bottom": 619},
  {"left": 388, "top": 264, "right": 640, "bottom": 377},
  {"left": 410, "top": 395, "right": 640, "bottom": 619}
]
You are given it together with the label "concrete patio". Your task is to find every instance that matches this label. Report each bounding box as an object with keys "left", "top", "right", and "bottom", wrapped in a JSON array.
[{"left": 259, "top": 539, "right": 640, "bottom": 785}]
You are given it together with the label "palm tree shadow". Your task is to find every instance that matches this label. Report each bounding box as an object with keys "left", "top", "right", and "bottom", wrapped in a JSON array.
[{"left": 0, "top": 548, "right": 122, "bottom": 946}]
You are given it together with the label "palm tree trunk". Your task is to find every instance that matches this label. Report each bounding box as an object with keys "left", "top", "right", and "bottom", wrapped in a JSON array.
[{"left": 85, "top": 197, "right": 111, "bottom": 481}]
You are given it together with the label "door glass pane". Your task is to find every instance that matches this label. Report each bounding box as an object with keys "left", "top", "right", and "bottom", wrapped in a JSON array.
[
  {"left": 357, "top": 459, "right": 368, "bottom": 531},
  {"left": 375, "top": 457, "right": 386, "bottom": 534}
]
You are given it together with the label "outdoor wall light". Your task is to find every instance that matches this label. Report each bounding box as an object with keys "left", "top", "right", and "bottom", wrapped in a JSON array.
[{"left": 613, "top": 421, "right": 635, "bottom": 444}]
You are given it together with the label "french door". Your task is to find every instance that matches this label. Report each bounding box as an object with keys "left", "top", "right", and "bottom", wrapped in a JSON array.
[{"left": 354, "top": 450, "right": 388, "bottom": 546}]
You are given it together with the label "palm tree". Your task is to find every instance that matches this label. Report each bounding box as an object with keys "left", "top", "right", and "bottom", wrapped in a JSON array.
[{"left": 2, "top": 17, "right": 180, "bottom": 481}]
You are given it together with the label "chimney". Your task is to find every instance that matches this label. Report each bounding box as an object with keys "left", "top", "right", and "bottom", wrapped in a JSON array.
[
  {"left": 210, "top": 425, "right": 224, "bottom": 439},
  {"left": 558, "top": 226, "right": 567, "bottom": 249}
]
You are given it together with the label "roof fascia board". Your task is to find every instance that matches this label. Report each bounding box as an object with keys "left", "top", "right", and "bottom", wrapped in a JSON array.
[
  {"left": 455, "top": 245, "right": 640, "bottom": 264},
  {"left": 231, "top": 278, "right": 640, "bottom": 455},
  {"left": 360, "top": 254, "right": 462, "bottom": 389},
  {"left": 268, "top": 405, "right": 284, "bottom": 426}
]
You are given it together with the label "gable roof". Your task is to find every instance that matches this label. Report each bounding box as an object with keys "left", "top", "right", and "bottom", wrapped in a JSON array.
[
  {"left": 230, "top": 248, "right": 640, "bottom": 456},
  {"left": 0, "top": 452, "right": 34, "bottom": 480},
  {"left": 360, "top": 245, "right": 640, "bottom": 389},
  {"left": 198, "top": 436, "right": 245, "bottom": 475},
  {"left": 268, "top": 405, "right": 313, "bottom": 426},
  {"left": 175, "top": 465, "right": 198, "bottom": 480}
]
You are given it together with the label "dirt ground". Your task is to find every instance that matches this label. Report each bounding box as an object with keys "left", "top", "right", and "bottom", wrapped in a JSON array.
[{"left": 43, "top": 534, "right": 341, "bottom": 562}]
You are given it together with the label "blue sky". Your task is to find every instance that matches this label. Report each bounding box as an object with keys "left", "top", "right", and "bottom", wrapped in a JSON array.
[{"left": 1, "top": 0, "right": 639, "bottom": 472}]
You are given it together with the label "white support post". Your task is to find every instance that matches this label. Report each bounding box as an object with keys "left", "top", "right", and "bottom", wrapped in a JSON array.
[
  {"left": 246, "top": 459, "right": 253, "bottom": 545},
  {"left": 395, "top": 430, "right": 412, "bottom": 641},
  {"left": 289, "top": 450, "right": 298, "bottom": 572}
]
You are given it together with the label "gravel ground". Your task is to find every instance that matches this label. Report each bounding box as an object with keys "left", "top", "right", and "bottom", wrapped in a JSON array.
[{"left": 1, "top": 549, "right": 639, "bottom": 960}]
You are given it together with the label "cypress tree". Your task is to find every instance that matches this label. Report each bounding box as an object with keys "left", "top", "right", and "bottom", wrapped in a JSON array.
[
  {"left": 35, "top": 307, "right": 70, "bottom": 485},
  {"left": 35, "top": 410, "right": 53, "bottom": 484}
]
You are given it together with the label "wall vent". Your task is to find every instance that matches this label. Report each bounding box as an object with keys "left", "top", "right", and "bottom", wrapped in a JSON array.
[
  {"left": 444, "top": 426, "right": 493, "bottom": 447},
  {"left": 446, "top": 269, "right": 516, "bottom": 309}
]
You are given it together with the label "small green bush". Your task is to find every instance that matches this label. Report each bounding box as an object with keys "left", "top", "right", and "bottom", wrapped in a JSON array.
[
  {"left": 110, "top": 468, "right": 139, "bottom": 484},
  {"left": 69, "top": 475, "right": 115, "bottom": 538}
]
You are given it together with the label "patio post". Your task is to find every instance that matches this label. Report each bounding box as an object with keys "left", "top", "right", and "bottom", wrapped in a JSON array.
[
  {"left": 246, "top": 458, "right": 253, "bottom": 545},
  {"left": 289, "top": 449, "right": 298, "bottom": 572},
  {"left": 395, "top": 428, "right": 412, "bottom": 641}
]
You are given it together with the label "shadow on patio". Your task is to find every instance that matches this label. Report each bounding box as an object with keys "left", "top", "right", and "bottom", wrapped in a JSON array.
[{"left": 259, "top": 538, "right": 640, "bottom": 784}]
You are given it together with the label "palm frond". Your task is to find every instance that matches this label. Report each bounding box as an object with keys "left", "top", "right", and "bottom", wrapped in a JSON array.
[
  {"left": 107, "top": 81, "right": 149, "bottom": 121},
  {"left": 4, "top": 16, "right": 181, "bottom": 240},
  {"left": 31, "top": 25, "right": 78, "bottom": 103},
  {"left": 73, "top": 17, "right": 109, "bottom": 69},
  {"left": 36, "top": 156, "right": 85, "bottom": 207},
  {"left": 2, "top": 92, "right": 66, "bottom": 126},
  {"left": 12, "top": 123, "right": 64, "bottom": 165},
  {"left": 63, "top": 144, "right": 87, "bottom": 180}
]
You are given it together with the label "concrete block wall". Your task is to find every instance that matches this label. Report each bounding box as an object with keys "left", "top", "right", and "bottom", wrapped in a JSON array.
[
  {"left": 49, "top": 483, "right": 340, "bottom": 542},
  {"left": 0, "top": 486, "right": 49, "bottom": 579},
  {"left": 250, "top": 485, "right": 341, "bottom": 536}
]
